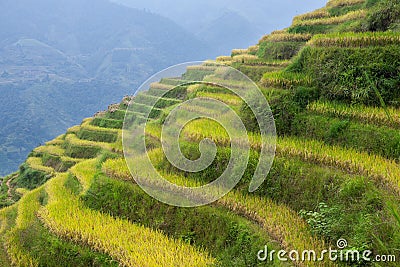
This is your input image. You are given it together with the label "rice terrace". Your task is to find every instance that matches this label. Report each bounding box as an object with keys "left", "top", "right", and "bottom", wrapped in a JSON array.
[{"left": 0, "top": 0, "right": 400, "bottom": 266}]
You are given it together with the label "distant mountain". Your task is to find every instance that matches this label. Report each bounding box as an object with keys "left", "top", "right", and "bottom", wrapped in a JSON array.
[
  {"left": 112, "top": 0, "right": 327, "bottom": 55},
  {"left": 0, "top": 0, "right": 210, "bottom": 176},
  {"left": 196, "top": 11, "right": 260, "bottom": 55}
]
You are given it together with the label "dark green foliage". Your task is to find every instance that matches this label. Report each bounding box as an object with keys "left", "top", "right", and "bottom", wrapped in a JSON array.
[
  {"left": 147, "top": 86, "right": 188, "bottom": 100},
  {"left": 153, "top": 139, "right": 399, "bottom": 256},
  {"left": 328, "top": 3, "right": 365, "bottom": 17},
  {"left": 41, "top": 153, "right": 76, "bottom": 172},
  {"left": 240, "top": 89, "right": 299, "bottom": 135},
  {"left": 287, "top": 24, "right": 334, "bottom": 34},
  {"left": 300, "top": 176, "right": 400, "bottom": 259},
  {"left": 14, "top": 164, "right": 52, "bottom": 190},
  {"left": 292, "top": 113, "right": 400, "bottom": 159},
  {"left": 64, "top": 174, "right": 83, "bottom": 195},
  {"left": 267, "top": 92, "right": 301, "bottom": 135},
  {"left": 149, "top": 108, "right": 162, "bottom": 119},
  {"left": 63, "top": 143, "right": 101, "bottom": 159},
  {"left": 257, "top": 41, "right": 304, "bottom": 60},
  {"left": 162, "top": 86, "right": 188, "bottom": 100},
  {"left": 293, "top": 86, "right": 320, "bottom": 109},
  {"left": 77, "top": 129, "right": 118, "bottom": 143},
  {"left": 82, "top": 175, "right": 282, "bottom": 266},
  {"left": 0, "top": 174, "right": 20, "bottom": 208},
  {"left": 91, "top": 118, "right": 123, "bottom": 129},
  {"left": 231, "top": 63, "right": 281, "bottom": 82},
  {"left": 153, "top": 97, "right": 181, "bottom": 109},
  {"left": 290, "top": 45, "right": 400, "bottom": 105},
  {"left": 105, "top": 110, "right": 126, "bottom": 120},
  {"left": 366, "top": 0, "right": 400, "bottom": 31}
]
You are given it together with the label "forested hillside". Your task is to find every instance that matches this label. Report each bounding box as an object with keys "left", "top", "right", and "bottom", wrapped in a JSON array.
[{"left": 0, "top": 0, "right": 209, "bottom": 176}]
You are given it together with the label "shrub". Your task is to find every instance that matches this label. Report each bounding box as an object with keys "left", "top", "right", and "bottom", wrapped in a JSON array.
[
  {"left": 91, "top": 118, "right": 123, "bottom": 129},
  {"left": 14, "top": 164, "right": 51, "bottom": 190},
  {"left": 63, "top": 143, "right": 101, "bottom": 159},
  {"left": 257, "top": 41, "right": 305, "bottom": 60},
  {"left": 77, "top": 129, "right": 118, "bottom": 143},
  {"left": 261, "top": 71, "right": 313, "bottom": 89},
  {"left": 291, "top": 113, "right": 400, "bottom": 159},
  {"left": 366, "top": 0, "right": 400, "bottom": 31},
  {"left": 290, "top": 45, "right": 400, "bottom": 105},
  {"left": 105, "top": 109, "right": 126, "bottom": 120},
  {"left": 292, "top": 10, "right": 367, "bottom": 26},
  {"left": 308, "top": 32, "right": 400, "bottom": 47},
  {"left": 293, "top": 86, "right": 320, "bottom": 108}
]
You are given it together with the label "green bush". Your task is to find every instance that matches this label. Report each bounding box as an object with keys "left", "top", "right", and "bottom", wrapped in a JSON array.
[
  {"left": 366, "top": 0, "right": 400, "bottom": 31},
  {"left": 328, "top": 3, "right": 365, "bottom": 17},
  {"left": 105, "top": 110, "right": 126, "bottom": 120},
  {"left": 77, "top": 129, "right": 118, "bottom": 143},
  {"left": 293, "top": 87, "right": 320, "bottom": 108},
  {"left": 290, "top": 45, "right": 400, "bottom": 105},
  {"left": 63, "top": 143, "right": 101, "bottom": 159},
  {"left": 91, "top": 118, "right": 123, "bottom": 129},
  {"left": 41, "top": 154, "right": 76, "bottom": 172},
  {"left": 287, "top": 24, "right": 334, "bottom": 34},
  {"left": 14, "top": 164, "right": 51, "bottom": 190},
  {"left": 257, "top": 41, "right": 304, "bottom": 60},
  {"left": 292, "top": 113, "right": 400, "bottom": 159},
  {"left": 240, "top": 90, "right": 299, "bottom": 135},
  {"left": 231, "top": 63, "right": 281, "bottom": 82}
]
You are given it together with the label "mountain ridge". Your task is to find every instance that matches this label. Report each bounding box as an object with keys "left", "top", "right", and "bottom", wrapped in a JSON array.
[{"left": 0, "top": 0, "right": 400, "bottom": 266}]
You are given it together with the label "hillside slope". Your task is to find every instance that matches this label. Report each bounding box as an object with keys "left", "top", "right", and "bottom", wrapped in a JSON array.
[
  {"left": 0, "top": 0, "right": 400, "bottom": 266},
  {"left": 0, "top": 0, "right": 210, "bottom": 176}
]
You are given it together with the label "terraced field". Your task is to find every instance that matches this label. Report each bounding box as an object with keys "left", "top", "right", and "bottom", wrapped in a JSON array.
[{"left": 0, "top": 0, "right": 400, "bottom": 266}]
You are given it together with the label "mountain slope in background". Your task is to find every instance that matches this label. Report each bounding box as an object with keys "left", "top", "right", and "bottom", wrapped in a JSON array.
[
  {"left": 0, "top": 0, "right": 210, "bottom": 176},
  {"left": 112, "top": 0, "right": 327, "bottom": 55}
]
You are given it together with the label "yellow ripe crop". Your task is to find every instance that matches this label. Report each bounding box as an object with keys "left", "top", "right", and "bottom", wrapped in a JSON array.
[
  {"left": 115, "top": 150, "right": 335, "bottom": 267},
  {"left": 292, "top": 10, "right": 366, "bottom": 26},
  {"left": 219, "top": 192, "right": 338, "bottom": 267},
  {"left": 277, "top": 137, "right": 400, "bottom": 195},
  {"left": 34, "top": 145, "right": 65, "bottom": 157},
  {"left": 261, "top": 71, "right": 312, "bottom": 89},
  {"left": 327, "top": 0, "right": 365, "bottom": 8},
  {"left": 195, "top": 91, "right": 243, "bottom": 106},
  {"left": 102, "top": 158, "right": 132, "bottom": 182},
  {"left": 293, "top": 9, "right": 330, "bottom": 22},
  {"left": 26, "top": 157, "right": 55, "bottom": 174},
  {"left": 180, "top": 118, "right": 400, "bottom": 194},
  {"left": 149, "top": 82, "right": 174, "bottom": 91},
  {"left": 260, "top": 33, "right": 312, "bottom": 43},
  {"left": 64, "top": 134, "right": 113, "bottom": 151},
  {"left": 231, "top": 49, "right": 249, "bottom": 56},
  {"left": 45, "top": 135, "right": 65, "bottom": 146},
  {"left": 308, "top": 32, "right": 400, "bottom": 47},
  {"left": 5, "top": 187, "right": 44, "bottom": 267},
  {"left": 70, "top": 159, "right": 99, "bottom": 192},
  {"left": 81, "top": 118, "right": 120, "bottom": 134},
  {"left": 308, "top": 101, "right": 400, "bottom": 128},
  {"left": 38, "top": 174, "right": 215, "bottom": 267}
]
